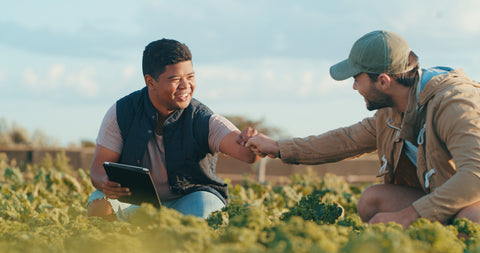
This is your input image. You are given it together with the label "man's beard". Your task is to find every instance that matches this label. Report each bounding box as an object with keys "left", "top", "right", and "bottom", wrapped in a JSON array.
[{"left": 365, "top": 86, "right": 393, "bottom": 111}]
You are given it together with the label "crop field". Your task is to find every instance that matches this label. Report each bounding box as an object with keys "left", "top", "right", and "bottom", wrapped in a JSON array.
[{"left": 1, "top": 151, "right": 480, "bottom": 253}]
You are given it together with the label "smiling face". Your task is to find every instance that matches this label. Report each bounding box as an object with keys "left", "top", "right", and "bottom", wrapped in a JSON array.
[
  {"left": 353, "top": 73, "right": 393, "bottom": 111},
  {"left": 146, "top": 60, "right": 196, "bottom": 117}
]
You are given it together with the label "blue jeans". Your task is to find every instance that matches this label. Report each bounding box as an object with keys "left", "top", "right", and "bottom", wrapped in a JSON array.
[{"left": 87, "top": 190, "right": 225, "bottom": 221}]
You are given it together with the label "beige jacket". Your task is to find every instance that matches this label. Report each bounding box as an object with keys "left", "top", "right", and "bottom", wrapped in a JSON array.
[{"left": 278, "top": 69, "right": 480, "bottom": 222}]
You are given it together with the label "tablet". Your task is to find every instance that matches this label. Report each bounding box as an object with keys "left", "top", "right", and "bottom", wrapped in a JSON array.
[{"left": 103, "top": 162, "right": 161, "bottom": 208}]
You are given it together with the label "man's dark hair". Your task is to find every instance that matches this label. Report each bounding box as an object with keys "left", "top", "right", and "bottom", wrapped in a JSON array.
[
  {"left": 367, "top": 51, "right": 420, "bottom": 87},
  {"left": 142, "top": 39, "right": 192, "bottom": 80}
]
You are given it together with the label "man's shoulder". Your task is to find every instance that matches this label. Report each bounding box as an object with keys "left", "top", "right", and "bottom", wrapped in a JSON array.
[
  {"left": 116, "top": 87, "right": 150, "bottom": 134},
  {"left": 189, "top": 98, "right": 213, "bottom": 116},
  {"left": 427, "top": 71, "right": 480, "bottom": 103},
  {"left": 117, "top": 87, "right": 147, "bottom": 105}
]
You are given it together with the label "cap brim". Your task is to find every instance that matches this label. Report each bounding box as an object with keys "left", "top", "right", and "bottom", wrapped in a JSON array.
[{"left": 329, "top": 59, "right": 362, "bottom": 81}]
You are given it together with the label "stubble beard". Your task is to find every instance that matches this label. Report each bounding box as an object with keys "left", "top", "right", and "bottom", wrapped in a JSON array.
[{"left": 365, "top": 87, "right": 393, "bottom": 111}]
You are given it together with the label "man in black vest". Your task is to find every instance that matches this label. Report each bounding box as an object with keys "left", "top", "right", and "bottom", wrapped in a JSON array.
[{"left": 87, "top": 39, "right": 260, "bottom": 221}]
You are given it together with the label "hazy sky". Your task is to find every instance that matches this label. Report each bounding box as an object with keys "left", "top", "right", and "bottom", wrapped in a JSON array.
[{"left": 2, "top": 0, "right": 480, "bottom": 145}]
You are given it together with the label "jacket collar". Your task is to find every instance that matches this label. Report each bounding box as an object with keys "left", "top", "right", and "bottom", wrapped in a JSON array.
[{"left": 418, "top": 68, "right": 472, "bottom": 106}]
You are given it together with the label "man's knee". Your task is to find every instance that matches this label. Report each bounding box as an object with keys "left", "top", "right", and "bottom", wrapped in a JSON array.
[
  {"left": 166, "top": 191, "right": 225, "bottom": 219},
  {"left": 87, "top": 199, "right": 117, "bottom": 221},
  {"left": 455, "top": 201, "right": 480, "bottom": 224},
  {"left": 357, "top": 184, "right": 424, "bottom": 222},
  {"left": 357, "top": 184, "right": 384, "bottom": 222}
]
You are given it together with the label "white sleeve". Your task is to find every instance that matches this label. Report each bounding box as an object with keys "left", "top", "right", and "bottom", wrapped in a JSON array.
[
  {"left": 96, "top": 104, "right": 123, "bottom": 154},
  {"left": 208, "top": 114, "right": 239, "bottom": 153}
]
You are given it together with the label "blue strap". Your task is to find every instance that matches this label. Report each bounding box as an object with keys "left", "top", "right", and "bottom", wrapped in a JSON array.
[
  {"left": 404, "top": 66, "right": 453, "bottom": 167},
  {"left": 420, "top": 66, "right": 453, "bottom": 92}
]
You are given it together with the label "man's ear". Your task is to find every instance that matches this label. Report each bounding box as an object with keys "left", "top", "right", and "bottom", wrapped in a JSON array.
[
  {"left": 144, "top": 74, "right": 154, "bottom": 88},
  {"left": 377, "top": 73, "right": 392, "bottom": 91}
]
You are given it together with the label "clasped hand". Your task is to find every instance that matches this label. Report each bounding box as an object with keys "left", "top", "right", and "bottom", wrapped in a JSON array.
[{"left": 236, "top": 127, "right": 281, "bottom": 158}]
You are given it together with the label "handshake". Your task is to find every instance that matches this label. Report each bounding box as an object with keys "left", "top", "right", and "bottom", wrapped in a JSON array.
[{"left": 235, "top": 127, "right": 281, "bottom": 158}]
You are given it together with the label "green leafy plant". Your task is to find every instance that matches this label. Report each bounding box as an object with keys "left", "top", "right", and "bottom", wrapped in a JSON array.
[{"left": 0, "top": 152, "right": 477, "bottom": 253}]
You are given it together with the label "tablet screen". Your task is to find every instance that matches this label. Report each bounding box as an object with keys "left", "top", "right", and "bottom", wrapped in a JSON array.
[{"left": 103, "top": 162, "right": 161, "bottom": 208}]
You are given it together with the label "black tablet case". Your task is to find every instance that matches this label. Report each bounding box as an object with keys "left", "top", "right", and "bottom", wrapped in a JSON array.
[{"left": 103, "top": 162, "right": 161, "bottom": 208}]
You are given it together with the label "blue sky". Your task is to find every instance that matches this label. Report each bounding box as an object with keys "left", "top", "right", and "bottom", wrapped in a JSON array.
[{"left": 1, "top": 0, "right": 480, "bottom": 145}]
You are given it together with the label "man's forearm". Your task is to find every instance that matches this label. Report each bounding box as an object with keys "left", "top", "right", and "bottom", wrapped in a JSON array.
[{"left": 90, "top": 164, "right": 107, "bottom": 191}]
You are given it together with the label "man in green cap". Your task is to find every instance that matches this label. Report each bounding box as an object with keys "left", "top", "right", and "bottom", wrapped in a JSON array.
[{"left": 237, "top": 30, "right": 480, "bottom": 228}]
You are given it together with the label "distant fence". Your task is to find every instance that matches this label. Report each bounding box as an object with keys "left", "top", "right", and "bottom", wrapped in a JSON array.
[
  {"left": 215, "top": 153, "right": 381, "bottom": 185},
  {"left": 0, "top": 146, "right": 95, "bottom": 171},
  {"left": 0, "top": 147, "right": 381, "bottom": 185}
]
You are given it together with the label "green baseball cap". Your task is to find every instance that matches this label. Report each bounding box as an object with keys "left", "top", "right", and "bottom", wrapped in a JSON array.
[{"left": 329, "top": 30, "right": 414, "bottom": 81}]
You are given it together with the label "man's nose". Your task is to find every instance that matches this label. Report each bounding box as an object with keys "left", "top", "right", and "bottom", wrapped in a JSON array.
[{"left": 178, "top": 78, "right": 188, "bottom": 88}]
